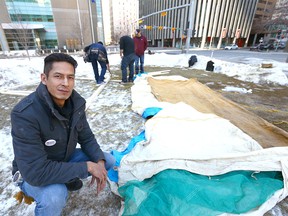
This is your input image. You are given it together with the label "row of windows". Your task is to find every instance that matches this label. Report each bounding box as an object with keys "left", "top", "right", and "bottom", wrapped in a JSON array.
[
  {"left": 256, "top": 7, "right": 273, "bottom": 13},
  {"left": 258, "top": 0, "right": 275, "bottom": 5},
  {"left": 7, "top": 39, "right": 58, "bottom": 50},
  {"left": 10, "top": 14, "right": 54, "bottom": 22},
  {"left": 5, "top": 28, "right": 37, "bottom": 50},
  {"left": 14, "top": 39, "right": 58, "bottom": 50},
  {"left": 6, "top": 0, "right": 50, "bottom": 3}
]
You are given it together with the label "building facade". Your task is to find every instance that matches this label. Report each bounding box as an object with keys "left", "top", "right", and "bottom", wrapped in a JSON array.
[
  {"left": 110, "top": 0, "right": 139, "bottom": 44},
  {"left": 0, "top": 0, "right": 105, "bottom": 51},
  {"left": 101, "top": 0, "right": 112, "bottom": 45},
  {"left": 139, "top": 0, "right": 258, "bottom": 49},
  {"left": 250, "top": 0, "right": 277, "bottom": 45}
]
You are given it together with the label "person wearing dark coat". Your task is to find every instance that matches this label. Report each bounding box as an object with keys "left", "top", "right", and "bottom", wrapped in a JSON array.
[
  {"left": 84, "top": 41, "right": 110, "bottom": 85},
  {"left": 11, "top": 53, "right": 115, "bottom": 215},
  {"left": 119, "top": 35, "right": 136, "bottom": 83},
  {"left": 133, "top": 29, "right": 148, "bottom": 74}
]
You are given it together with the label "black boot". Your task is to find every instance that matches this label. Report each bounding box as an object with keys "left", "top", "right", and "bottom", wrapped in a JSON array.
[{"left": 65, "top": 178, "right": 83, "bottom": 191}]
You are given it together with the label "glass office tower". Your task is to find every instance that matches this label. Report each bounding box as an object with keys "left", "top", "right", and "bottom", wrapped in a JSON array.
[
  {"left": 4, "top": 0, "right": 57, "bottom": 49},
  {"left": 1, "top": 0, "right": 105, "bottom": 51}
]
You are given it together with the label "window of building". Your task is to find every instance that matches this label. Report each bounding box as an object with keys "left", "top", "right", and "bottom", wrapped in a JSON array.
[{"left": 10, "top": 14, "right": 53, "bottom": 22}]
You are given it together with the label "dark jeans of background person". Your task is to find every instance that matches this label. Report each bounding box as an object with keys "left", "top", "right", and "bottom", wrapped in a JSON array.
[
  {"left": 135, "top": 54, "right": 145, "bottom": 74},
  {"left": 121, "top": 53, "right": 135, "bottom": 82},
  {"left": 91, "top": 59, "right": 107, "bottom": 84}
]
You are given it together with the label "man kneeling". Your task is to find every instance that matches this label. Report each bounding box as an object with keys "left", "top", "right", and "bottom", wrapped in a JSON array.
[{"left": 11, "top": 53, "right": 115, "bottom": 216}]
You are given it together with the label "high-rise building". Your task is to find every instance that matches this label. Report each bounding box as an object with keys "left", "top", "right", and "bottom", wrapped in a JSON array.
[
  {"left": 0, "top": 0, "right": 105, "bottom": 51},
  {"left": 254, "top": 0, "right": 276, "bottom": 20},
  {"left": 101, "top": 0, "right": 112, "bottom": 45},
  {"left": 139, "top": 0, "right": 258, "bottom": 49},
  {"left": 250, "top": 0, "right": 277, "bottom": 44},
  {"left": 110, "top": 0, "right": 139, "bottom": 44}
]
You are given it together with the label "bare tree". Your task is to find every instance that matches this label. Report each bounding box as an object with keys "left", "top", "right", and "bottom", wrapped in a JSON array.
[
  {"left": 111, "top": 29, "right": 130, "bottom": 44},
  {"left": 111, "top": 32, "right": 122, "bottom": 44},
  {"left": 70, "top": 16, "right": 90, "bottom": 49},
  {"left": 7, "top": 0, "right": 34, "bottom": 60},
  {"left": 252, "top": 18, "right": 271, "bottom": 34},
  {"left": 270, "top": 1, "right": 288, "bottom": 26},
  {"left": 265, "top": 0, "right": 288, "bottom": 52}
]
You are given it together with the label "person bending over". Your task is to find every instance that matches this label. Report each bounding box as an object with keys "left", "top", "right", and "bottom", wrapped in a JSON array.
[{"left": 84, "top": 41, "right": 110, "bottom": 85}]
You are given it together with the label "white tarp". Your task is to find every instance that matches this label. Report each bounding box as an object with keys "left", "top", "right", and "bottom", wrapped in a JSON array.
[{"left": 118, "top": 74, "right": 288, "bottom": 215}]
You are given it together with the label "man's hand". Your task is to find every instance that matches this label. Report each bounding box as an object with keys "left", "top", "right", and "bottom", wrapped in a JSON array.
[
  {"left": 87, "top": 160, "right": 107, "bottom": 194},
  {"left": 107, "top": 64, "right": 111, "bottom": 73}
]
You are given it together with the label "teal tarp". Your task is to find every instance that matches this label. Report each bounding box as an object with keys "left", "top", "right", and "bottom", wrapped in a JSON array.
[
  {"left": 119, "top": 169, "right": 283, "bottom": 216},
  {"left": 113, "top": 107, "right": 284, "bottom": 215}
]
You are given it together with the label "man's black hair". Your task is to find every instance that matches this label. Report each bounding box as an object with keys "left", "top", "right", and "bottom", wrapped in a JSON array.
[
  {"left": 97, "top": 41, "right": 103, "bottom": 45},
  {"left": 44, "top": 53, "right": 78, "bottom": 76}
]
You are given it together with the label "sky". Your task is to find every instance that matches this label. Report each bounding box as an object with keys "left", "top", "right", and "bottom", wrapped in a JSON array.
[{"left": 0, "top": 50, "right": 287, "bottom": 215}]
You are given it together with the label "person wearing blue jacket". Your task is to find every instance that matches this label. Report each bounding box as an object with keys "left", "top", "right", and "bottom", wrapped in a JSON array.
[
  {"left": 84, "top": 41, "right": 110, "bottom": 85},
  {"left": 11, "top": 53, "right": 115, "bottom": 216}
]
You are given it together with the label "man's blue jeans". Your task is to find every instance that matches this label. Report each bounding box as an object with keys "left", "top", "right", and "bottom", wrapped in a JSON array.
[
  {"left": 91, "top": 59, "right": 107, "bottom": 84},
  {"left": 19, "top": 150, "right": 115, "bottom": 216},
  {"left": 121, "top": 53, "right": 135, "bottom": 82},
  {"left": 135, "top": 54, "right": 145, "bottom": 74}
]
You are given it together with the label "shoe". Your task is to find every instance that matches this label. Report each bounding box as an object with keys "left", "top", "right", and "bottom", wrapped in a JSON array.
[
  {"left": 65, "top": 178, "right": 83, "bottom": 191},
  {"left": 99, "top": 81, "right": 106, "bottom": 85},
  {"left": 119, "top": 81, "right": 128, "bottom": 84},
  {"left": 96, "top": 81, "right": 106, "bottom": 86}
]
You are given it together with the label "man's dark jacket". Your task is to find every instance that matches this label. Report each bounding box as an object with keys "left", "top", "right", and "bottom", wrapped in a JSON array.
[
  {"left": 119, "top": 35, "right": 135, "bottom": 56},
  {"left": 11, "top": 82, "right": 105, "bottom": 186},
  {"left": 84, "top": 43, "right": 109, "bottom": 64}
]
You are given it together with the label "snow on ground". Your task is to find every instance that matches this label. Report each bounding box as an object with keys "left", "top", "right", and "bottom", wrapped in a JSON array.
[
  {"left": 0, "top": 50, "right": 287, "bottom": 215},
  {"left": 1, "top": 51, "right": 287, "bottom": 90}
]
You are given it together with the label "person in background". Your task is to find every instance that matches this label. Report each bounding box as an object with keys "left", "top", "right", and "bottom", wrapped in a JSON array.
[
  {"left": 84, "top": 41, "right": 110, "bottom": 85},
  {"left": 119, "top": 35, "right": 135, "bottom": 84},
  {"left": 11, "top": 53, "right": 115, "bottom": 215},
  {"left": 133, "top": 29, "right": 148, "bottom": 74}
]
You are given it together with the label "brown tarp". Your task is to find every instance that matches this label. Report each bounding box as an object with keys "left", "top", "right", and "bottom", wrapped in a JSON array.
[{"left": 148, "top": 77, "right": 288, "bottom": 148}]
